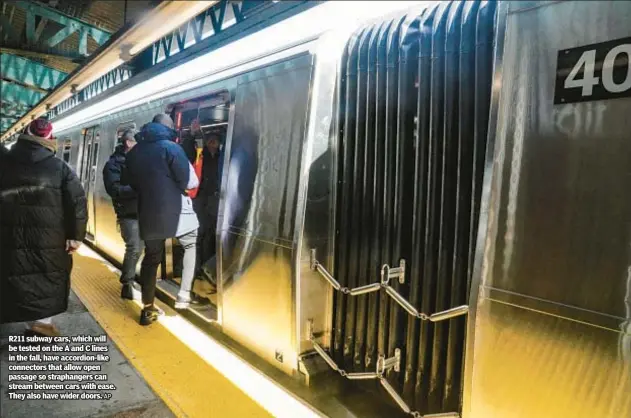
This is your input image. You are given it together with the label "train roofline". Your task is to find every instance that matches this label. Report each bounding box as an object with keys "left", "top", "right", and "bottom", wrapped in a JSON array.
[{"left": 51, "top": 1, "right": 429, "bottom": 135}]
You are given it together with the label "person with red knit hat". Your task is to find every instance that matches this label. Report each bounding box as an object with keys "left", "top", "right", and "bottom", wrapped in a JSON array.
[{"left": 0, "top": 117, "right": 88, "bottom": 337}]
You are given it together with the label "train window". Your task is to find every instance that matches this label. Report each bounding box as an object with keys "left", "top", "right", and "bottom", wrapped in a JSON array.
[
  {"left": 61, "top": 138, "right": 72, "bottom": 163},
  {"left": 225, "top": 60, "right": 313, "bottom": 241},
  {"left": 172, "top": 90, "right": 231, "bottom": 163}
]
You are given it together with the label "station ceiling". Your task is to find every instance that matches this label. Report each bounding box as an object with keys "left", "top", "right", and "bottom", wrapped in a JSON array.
[{"left": 0, "top": 0, "right": 155, "bottom": 136}]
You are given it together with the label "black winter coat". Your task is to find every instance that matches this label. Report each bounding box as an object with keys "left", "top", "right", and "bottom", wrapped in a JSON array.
[
  {"left": 194, "top": 148, "right": 221, "bottom": 224},
  {"left": 0, "top": 137, "right": 88, "bottom": 324},
  {"left": 126, "top": 123, "right": 190, "bottom": 241},
  {"left": 103, "top": 145, "right": 138, "bottom": 219}
]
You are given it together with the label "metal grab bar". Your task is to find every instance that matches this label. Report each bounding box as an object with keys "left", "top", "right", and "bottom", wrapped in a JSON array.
[
  {"left": 308, "top": 250, "right": 466, "bottom": 417},
  {"left": 308, "top": 321, "right": 459, "bottom": 418},
  {"left": 308, "top": 321, "right": 390, "bottom": 381},
  {"left": 349, "top": 282, "right": 381, "bottom": 296},
  {"left": 310, "top": 250, "right": 469, "bottom": 322}
]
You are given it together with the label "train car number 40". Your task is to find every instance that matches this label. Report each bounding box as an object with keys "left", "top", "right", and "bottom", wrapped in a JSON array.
[{"left": 554, "top": 36, "right": 631, "bottom": 104}]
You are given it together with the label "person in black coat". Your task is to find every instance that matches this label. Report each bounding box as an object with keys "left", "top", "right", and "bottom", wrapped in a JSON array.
[
  {"left": 0, "top": 118, "right": 87, "bottom": 337},
  {"left": 192, "top": 132, "right": 222, "bottom": 283},
  {"left": 126, "top": 114, "right": 203, "bottom": 325},
  {"left": 103, "top": 129, "right": 143, "bottom": 300}
]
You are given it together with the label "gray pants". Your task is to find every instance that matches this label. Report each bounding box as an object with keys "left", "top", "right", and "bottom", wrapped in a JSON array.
[
  {"left": 119, "top": 218, "right": 144, "bottom": 284},
  {"left": 140, "top": 229, "right": 197, "bottom": 305}
]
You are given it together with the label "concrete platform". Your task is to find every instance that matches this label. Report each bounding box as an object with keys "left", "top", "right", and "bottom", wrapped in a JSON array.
[{"left": 0, "top": 291, "right": 174, "bottom": 418}]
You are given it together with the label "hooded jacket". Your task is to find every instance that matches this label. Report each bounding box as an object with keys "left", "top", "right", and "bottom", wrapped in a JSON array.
[
  {"left": 0, "top": 136, "right": 87, "bottom": 323},
  {"left": 126, "top": 122, "right": 194, "bottom": 240},
  {"left": 103, "top": 144, "right": 138, "bottom": 219}
]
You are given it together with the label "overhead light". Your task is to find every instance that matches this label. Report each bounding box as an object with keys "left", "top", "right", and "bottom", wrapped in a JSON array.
[{"left": 52, "top": 1, "right": 424, "bottom": 133}]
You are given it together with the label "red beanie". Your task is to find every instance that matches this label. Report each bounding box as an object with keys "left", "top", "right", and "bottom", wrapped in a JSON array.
[{"left": 26, "top": 118, "right": 54, "bottom": 140}]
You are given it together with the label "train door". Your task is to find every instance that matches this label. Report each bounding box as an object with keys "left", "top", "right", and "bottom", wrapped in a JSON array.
[
  {"left": 79, "top": 125, "right": 100, "bottom": 240},
  {"left": 158, "top": 90, "right": 231, "bottom": 321}
]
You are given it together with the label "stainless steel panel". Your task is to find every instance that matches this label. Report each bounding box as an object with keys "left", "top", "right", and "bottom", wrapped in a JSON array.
[
  {"left": 468, "top": 1, "right": 631, "bottom": 417},
  {"left": 470, "top": 300, "right": 631, "bottom": 418},
  {"left": 462, "top": 0, "right": 508, "bottom": 414},
  {"left": 221, "top": 234, "right": 297, "bottom": 375},
  {"left": 489, "top": 0, "right": 631, "bottom": 326},
  {"left": 219, "top": 56, "right": 314, "bottom": 375},
  {"left": 491, "top": 0, "right": 631, "bottom": 318},
  {"left": 295, "top": 30, "right": 353, "bottom": 356}
]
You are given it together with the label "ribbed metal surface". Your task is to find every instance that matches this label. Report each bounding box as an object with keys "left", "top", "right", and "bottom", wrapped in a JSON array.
[{"left": 332, "top": 1, "right": 496, "bottom": 414}]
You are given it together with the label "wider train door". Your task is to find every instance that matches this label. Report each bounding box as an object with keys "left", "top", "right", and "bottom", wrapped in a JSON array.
[{"left": 79, "top": 125, "right": 100, "bottom": 239}]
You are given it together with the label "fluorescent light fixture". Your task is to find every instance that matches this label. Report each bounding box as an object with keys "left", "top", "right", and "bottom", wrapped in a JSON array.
[{"left": 53, "top": 1, "right": 424, "bottom": 133}]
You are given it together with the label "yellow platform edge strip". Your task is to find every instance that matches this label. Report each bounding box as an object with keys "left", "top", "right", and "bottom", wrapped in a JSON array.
[{"left": 70, "top": 246, "right": 275, "bottom": 418}]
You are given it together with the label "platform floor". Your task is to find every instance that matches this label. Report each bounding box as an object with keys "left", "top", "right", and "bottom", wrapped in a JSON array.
[
  {"left": 1, "top": 245, "right": 324, "bottom": 418},
  {"left": 0, "top": 290, "right": 173, "bottom": 418}
]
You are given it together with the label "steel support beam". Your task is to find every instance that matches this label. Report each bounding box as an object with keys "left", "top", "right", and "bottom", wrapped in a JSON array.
[
  {"left": 0, "top": 113, "right": 19, "bottom": 122},
  {"left": 12, "top": 1, "right": 112, "bottom": 54},
  {"left": 152, "top": 0, "right": 270, "bottom": 65},
  {"left": 0, "top": 81, "right": 46, "bottom": 108},
  {"left": 0, "top": 43, "right": 86, "bottom": 62},
  {"left": 0, "top": 53, "right": 68, "bottom": 91},
  {"left": 1, "top": 1, "right": 219, "bottom": 140}
]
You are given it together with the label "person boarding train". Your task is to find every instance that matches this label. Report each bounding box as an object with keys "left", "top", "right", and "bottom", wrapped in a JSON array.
[
  {"left": 126, "top": 114, "right": 208, "bottom": 326},
  {"left": 188, "top": 120, "right": 223, "bottom": 289},
  {"left": 102, "top": 129, "right": 143, "bottom": 300}
]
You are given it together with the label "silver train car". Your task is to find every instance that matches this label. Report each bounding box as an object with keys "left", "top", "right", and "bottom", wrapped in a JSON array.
[{"left": 42, "top": 1, "right": 630, "bottom": 417}]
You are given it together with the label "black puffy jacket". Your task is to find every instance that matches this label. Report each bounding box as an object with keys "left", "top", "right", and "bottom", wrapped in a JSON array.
[
  {"left": 103, "top": 145, "right": 138, "bottom": 219},
  {"left": 195, "top": 148, "right": 221, "bottom": 220},
  {"left": 0, "top": 137, "right": 87, "bottom": 324}
]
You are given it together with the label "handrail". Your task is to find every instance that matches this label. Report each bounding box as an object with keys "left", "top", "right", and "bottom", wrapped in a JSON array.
[
  {"left": 310, "top": 250, "right": 469, "bottom": 322},
  {"left": 309, "top": 249, "right": 466, "bottom": 417}
]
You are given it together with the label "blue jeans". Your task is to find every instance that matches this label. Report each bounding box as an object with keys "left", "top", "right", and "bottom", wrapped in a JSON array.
[{"left": 119, "top": 218, "right": 144, "bottom": 284}]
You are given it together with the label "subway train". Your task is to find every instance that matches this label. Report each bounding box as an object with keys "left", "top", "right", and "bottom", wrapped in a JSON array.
[{"left": 11, "top": 1, "right": 629, "bottom": 417}]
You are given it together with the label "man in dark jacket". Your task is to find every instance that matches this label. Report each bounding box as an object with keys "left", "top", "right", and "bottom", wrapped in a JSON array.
[
  {"left": 126, "top": 114, "right": 204, "bottom": 326},
  {"left": 193, "top": 132, "right": 222, "bottom": 284},
  {"left": 103, "top": 129, "right": 142, "bottom": 300},
  {"left": 0, "top": 118, "right": 87, "bottom": 337}
]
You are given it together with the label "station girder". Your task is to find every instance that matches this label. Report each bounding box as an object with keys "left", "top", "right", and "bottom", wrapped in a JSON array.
[
  {"left": 0, "top": 0, "right": 118, "bottom": 136},
  {"left": 11, "top": 0, "right": 112, "bottom": 55},
  {"left": 1, "top": 79, "right": 46, "bottom": 107},
  {"left": 1, "top": 0, "right": 318, "bottom": 138},
  {"left": 1, "top": 52, "right": 67, "bottom": 91}
]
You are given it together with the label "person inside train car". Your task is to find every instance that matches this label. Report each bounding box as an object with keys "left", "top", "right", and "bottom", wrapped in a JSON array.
[
  {"left": 190, "top": 129, "right": 223, "bottom": 290},
  {"left": 172, "top": 117, "right": 206, "bottom": 279},
  {"left": 126, "top": 113, "right": 209, "bottom": 326},
  {"left": 199, "top": 123, "right": 258, "bottom": 290},
  {"left": 102, "top": 129, "right": 143, "bottom": 300},
  {"left": 0, "top": 118, "right": 87, "bottom": 337}
]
